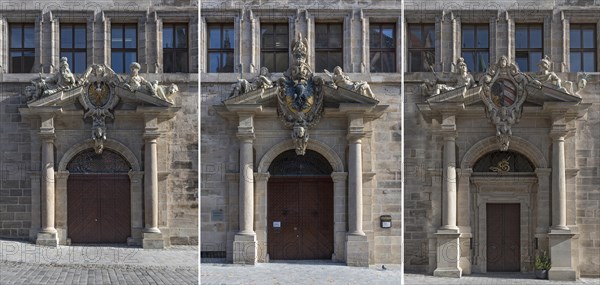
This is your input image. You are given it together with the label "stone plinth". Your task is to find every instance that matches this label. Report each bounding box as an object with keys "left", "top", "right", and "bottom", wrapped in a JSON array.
[
  {"left": 233, "top": 234, "right": 257, "bottom": 265},
  {"left": 35, "top": 232, "right": 58, "bottom": 247},
  {"left": 433, "top": 230, "right": 461, "bottom": 278},
  {"left": 346, "top": 234, "right": 369, "bottom": 267},
  {"left": 548, "top": 230, "right": 577, "bottom": 281},
  {"left": 143, "top": 232, "right": 165, "bottom": 249}
]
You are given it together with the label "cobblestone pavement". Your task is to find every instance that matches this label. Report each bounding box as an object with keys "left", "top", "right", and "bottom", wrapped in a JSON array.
[
  {"left": 0, "top": 239, "right": 198, "bottom": 285},
  {"left": 201, "top": 260, "right": 600, "bottom": 285}
]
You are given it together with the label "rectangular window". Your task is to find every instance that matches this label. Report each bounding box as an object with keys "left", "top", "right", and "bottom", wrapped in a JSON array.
[
  {"left": 163, "top": 23, "right": 189, "bottom": 73},
  {"left": 111, "top": 24, "right": 137, "bottom": 74},
  {"left": 315, "top": 23, "right": 343, "bottom": 72},
  {"left": 60, "top": 24, "right": 87, "bottom": 73},
  {"left": 207, "top": 23, "right": 234, "bottom": 73},
  {"left": 515, "top": 24, "right": 543, "bottom": 72},
  {"left": 407, "top": 23, "right": 435, "bottom": 72},
  {"left": 461, "top": 24, "right": 489, "bottom": 73},
  {"left": 261, "top": 23, "right": 288, "bottom": 73},
  {"left": 9, "top": 23, "right": 35, "bottom": 73},
  {"left": 370, "top": 23, "right": 396, "bottom": 73},
  {"left": 570, "top": 24, "right": 596, "bottom": 72}
]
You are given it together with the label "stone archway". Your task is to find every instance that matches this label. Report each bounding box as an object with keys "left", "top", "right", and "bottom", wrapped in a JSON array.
[{"left": 54, "top": 139, "right": 144, "bottom": 245}]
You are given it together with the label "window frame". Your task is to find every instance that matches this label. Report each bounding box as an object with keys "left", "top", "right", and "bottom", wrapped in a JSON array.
[
  {"left": 206, "top": 23, "right": 235, "bottom": 73},
  {"left": 569, "top": 24, "right": 597, "bottom": 72},
  {"left": 515, "top": 24, "right": 543, "bottom": 72},
  {"left": 314, "top": 22, "right": 344, "bottom": 72},
  {"left": 111, "top": 23, "right": 138, "bottom": 74},
  {"left": 407, "top": 23, "right": 436, "bottom": 72},
  {"left": 369, "top": 22, "right": 396, "bottom": 73},
  {"left": 260, "top": 23, "right": 289, "bottom": 73},
  {"left": 163, "top": 23, "right": 189, "bottom": 73},
  {"left": 9, "top": 23, "right": 35, "bottom": 73},
  {"left": 60, "top": 23, "right": 87, "bottom": 74},
  {"left": 461, "top": 23, "right": 489, "bottom": 73}
]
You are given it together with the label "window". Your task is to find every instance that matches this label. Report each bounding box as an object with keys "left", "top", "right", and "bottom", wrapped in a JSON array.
[
  {"left": 261, "top": 23, "right": 288, "bottom": 73},
  {"left": 369, "top": 23, "right": 395, "bottom": 72},
  {"left": 207, "top": 23, "right": 234, "bottom": 73},
  {"left": 570, "top": 24, "right": 596, "bottom": 72},
  {"left": 515, "top": 24, "right": 543, "bottom": 72},
  {"left": 111, "top": 24, "right": 137, "bottom": 73},
  {"left": 315, "top": 23, "right": 343, "bottom": 72},
  {"left": 9, "top": 23, "right": 35, "bottom": 73},
  {"left": 461, "top": 24, "right": 489, "bottom": 73},
  {"left": 407, "top": 24, "right": 435, "bottom": 72},
  {"left": 163, "top": 23, "right": 189, "bottom": 73},
  {"left": 60, "top": 24, "right": 87, "bottom": 73}
]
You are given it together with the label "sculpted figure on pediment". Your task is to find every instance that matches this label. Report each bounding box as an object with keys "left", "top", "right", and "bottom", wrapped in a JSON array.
[
  {"left": 421, "top": 57, "right": 475, "bottom": 96},
  {"left": 229, "top": 67, "right": 273, "bottom": 97},
  {"left": 123, "top": 62, "right": 177, "bottom": 103},
  {"left": 324, "top": 66, "right": 375, "bottom": 98},
  {"left": 25, "top": 57, "right": 78, "bottom": 101}
]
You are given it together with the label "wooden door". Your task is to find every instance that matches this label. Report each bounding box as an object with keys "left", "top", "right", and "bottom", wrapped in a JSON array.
[
  {"left": 487, "top": 203, "right": 520, "bottom": 272},
  {"left": 68, "top": 174, "right": 130, "bottom": 243},
  {"left": 268, "top": 176, "right": 333, "bottom": 260}
]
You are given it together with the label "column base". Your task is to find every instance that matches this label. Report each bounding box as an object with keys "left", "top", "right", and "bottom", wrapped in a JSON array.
[
  {"left": 36, "top": 232, "right": 58, "bottom": 247},
  {"left": 233, "top": 234, "right": 257, "bottom": 265},
  {"left": 548, "top": 230, "right": 577, "bottom": 281},
  {"left": 345, "top": 234, "right": 369, "bottom": 267},
  {"left": 142, "top": 232, "right": 165, "bottom": 249},
  {"left": 434, "top": 230, "right": 461, "bottom": 278}
]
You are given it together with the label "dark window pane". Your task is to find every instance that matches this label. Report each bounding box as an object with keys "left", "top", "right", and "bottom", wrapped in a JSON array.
[
  {"left": 570, "top": 52, "right": 581, "bottom": 72},
  {"left": 22, "top": 51, "right": 35, "bottom": 72},
  {"left": 208, "top": 52, "right": 220, "bottom": 73},
  {"left": 10, "top": 26, "right": 22, "bottom": 48},
  {"left": 423, "top": 25, "right": 435, "bottom": 48},
  {"left": 111, "top": 52, "right": 123, "bottom": 73},
  {"left": 315, "top": 24, "right": 328, "bottom": 48},
  {"left": 570, "top": 28, "right": 581, "bottom": 49},
  {"left": 164, "top": 52, "right": 174, "bottom": 73},
  {"left": 176, "top": 51, "right": 189, "bottom": 73},
  {"left": 583, "top": 52, "right": 595, "bottom": 72},
  {"left": 10, "top": 51, "right": 22, "bottom": 72},
  {"left": 209, "top": 26, "right": 221, "bottom": 49},
  {"left": 23, "top": 26, "right": 34, "bottom": 48},
  {"left": 462, "top": 51, "right": 475, "bottom": 72},
  {"left": 261, "top": 52, "right": 274, "bottom": 71},
  {"left": 516, "top": 55, "right": 528, "bottom": 71},
  {"left": 381, "top": 25, "right": 394, "bottom": 48},
  {"left": 262, "top": 33, "right": 274, "bottom": 48},
  {"left": 370, "top": 26, "right": 380, "bottom": 48},
  {"left": 381, "top": 51, "right": 395, "bottom": 72},
  {"left": 163, "top": 26, "right": 174, "bottom": 48},
  {"left": 529, "top": 26, "right": 542, "bottom": 49},
  {"left": 61, "top": 26, "right": 73, "bottom": 48},
  {"left": 409, "top": 51, "right": 422, "bottom": 72},
  {"left": 476, "top": 25, "right": 488, "bottom": 48},
  {"left": 462, "top": 26, "right": 474, "bottom": 48},
  {"left": 124, "top": 26, "right": 136, "bottom": 48},
  {"left": 275, "top": 35, "right": 288, "bottom": 49},
  {"left": 515, "top": 26, "right": 528, "bottom": 49},
  {"left": 74, "top": 52, "right": 86, "bottom": 73},
  {"left": 275, "top": 52, "right": 288, "bottom": 72},
  {"left": 409, "top": 25, "right": 422, "bottom": 48},
  {"left": 329, "top": 24, "right": 342, "bottom": 48},
  {"left": 275, "top": 24, "right": 288, "bottom": 34},
  {"left": 222, "top": 26, "right": 233, "bottom": 49},
  {"left": 477, "top": 51, "right": 489, "bottom": 72},
  {"left": 370, "top": 52, "right": 381, "bottom": 72},
  {"left": 176, "top": 25, "right": 188, "bottom": 48},
  {"left": 261, "top": 24, "right": 273, "bottom": 37},
  {"left": 529, "top": 52, "right": 542, "bottom": 72},
  {"left": 112, "top": 26, "right": 123, "bottom": 48},
  {"left": 74, "top": 26, "right": 86, "bottom": 48},
  {"left": 125, "top": 52, "right": 137, "bottom": 69},
  {"left": 329, "top": 52, "right": 343, "bottom": 71},
  {"left": 582, "top": 28, "right": 594, "bottom": 48},
  {"left": 221, "top": 52, "right": 233, "bottom": 72}
]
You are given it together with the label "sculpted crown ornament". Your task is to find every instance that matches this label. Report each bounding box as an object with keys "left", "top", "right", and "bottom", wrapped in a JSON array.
[{"left": 24, "top": 58, "right": 179, "bottom": 154}]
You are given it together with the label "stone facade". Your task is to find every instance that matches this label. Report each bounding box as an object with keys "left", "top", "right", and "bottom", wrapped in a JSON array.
[
  {"left": 0, "top": 1, "right": 198, "bottom": 247},
  {"left": 200, "top": 0, "right": 600, "bottom": 280}
]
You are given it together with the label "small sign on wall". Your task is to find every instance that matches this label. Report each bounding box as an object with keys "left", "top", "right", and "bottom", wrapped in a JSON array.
[
  {"left": 211, "top": 210, "right": 223, "bottom": 222},
  {"left": 273, "top": 221, "right": 281, "bottom": 228},
  {"left": 380, "top": 215, "right": 392, "bottom": 228}
]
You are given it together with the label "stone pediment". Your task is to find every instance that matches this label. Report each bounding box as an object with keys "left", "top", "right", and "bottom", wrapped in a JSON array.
[{"left": 222, "top": 86, "right": 279, "bottom": 106}]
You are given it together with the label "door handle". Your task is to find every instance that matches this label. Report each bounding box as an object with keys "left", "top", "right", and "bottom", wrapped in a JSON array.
[{"left": 94, "top": 219, "right": 98, "bottom": 222}]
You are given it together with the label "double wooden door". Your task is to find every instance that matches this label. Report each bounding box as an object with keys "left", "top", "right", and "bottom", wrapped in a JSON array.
[
  {"left": 67, "top": 174, "right": 131, "bottom": 243},
  {"left": 486, "top": 203, "right": 520, "bottom": 272},
  {"left": 267, "top": 176, "right": 333, "bottom": 260}
]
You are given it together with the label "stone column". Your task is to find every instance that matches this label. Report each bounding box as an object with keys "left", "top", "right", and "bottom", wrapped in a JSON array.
[
  {"left": 142, "top": 133, "right": 164, "bottom": 249},
  {"left": 36, "top": 111, "right": 58, "bottom": 246},
  {"left": 434, "top": 112, "right": 461, "bottom": 278},
  {"left": 551, "top": 133, "right": 568, "bottom": 231}
]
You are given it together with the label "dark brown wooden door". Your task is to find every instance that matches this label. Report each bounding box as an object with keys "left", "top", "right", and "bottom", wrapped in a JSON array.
[
  {"left": 487, "top": 203, "right": 520, "bottom": 272},
  {"left": 268, "top": 176, "right": 333, "bottom": 260},
  {"left": 68, "top": 174, "right": 130, "bottom": 243}
]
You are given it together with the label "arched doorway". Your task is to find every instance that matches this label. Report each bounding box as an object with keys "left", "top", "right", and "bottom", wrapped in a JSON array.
[
  {"left": 67, "top": 149, "right": 131, "bottom": 243},
  {"left": 267, "top": 149, "right": 334, "bottom": 260}
]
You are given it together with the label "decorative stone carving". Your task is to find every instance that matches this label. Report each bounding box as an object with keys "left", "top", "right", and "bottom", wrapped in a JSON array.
[
  {"left": 229, "top": 67, "right": 273, "bottom": 97},
  {"left": 421, "top": 57, "right": 475, "bottom": 96},
  {"left": 276, "top": 33, "right": 325, "bottom": 155},
  {"left": 480, "top": 56, "right": 528, "bottom": 151},
  {"left": 324, "top": 66, "right": 375, "bottom": 98},
  {"left": 529, "top": 55, "right": 589, "bottom": 97},
  {"left": 489, "top": 156, "right": 511, "bottom": 172},
  {"left": 124, "top": 62, "right": 176, "bottom": 103},
  {"left": 25, "top": 57, "right": 78, "bottom": 102}
]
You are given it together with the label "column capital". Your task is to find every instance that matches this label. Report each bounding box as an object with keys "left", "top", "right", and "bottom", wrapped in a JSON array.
[
  {"left": 535, "top": 168, "right": 552, "bottom": 177},
  {"left": 54, "top": 171, "right": 69, "bottom": 179},
  {"left": 347, "top": 132, "right": 365, "bottom": 143},
  {"left": 331, "top": 172, "right": 348, "bottom": 182},
  {"left": 236, "top": 132, "right": 255, "bottom": 142},
  {"left": 441, "top": 131, "right": 458, "bottom": 139},
  {"left": 254, "top": 172, "right": 270, "bottom": 182},
  {"left": 143, "top": 132, "right": 160, "bottom": 141},
  {"left": 39, "top": 132, "right": 56, "bottom": 141},
  {"left": 128, "top": 170, "right": 144, "bottom": 180}
]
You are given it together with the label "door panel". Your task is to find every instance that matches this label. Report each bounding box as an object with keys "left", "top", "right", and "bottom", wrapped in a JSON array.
[
  {"left": 68, "top": 174, "right": 130, "bottom": 243},
  {"left": 268, "top": 177, "right": 333, "bottom": 260},
  {"left": 487, "top": 203, "right": 520, "bottom": 272}
]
